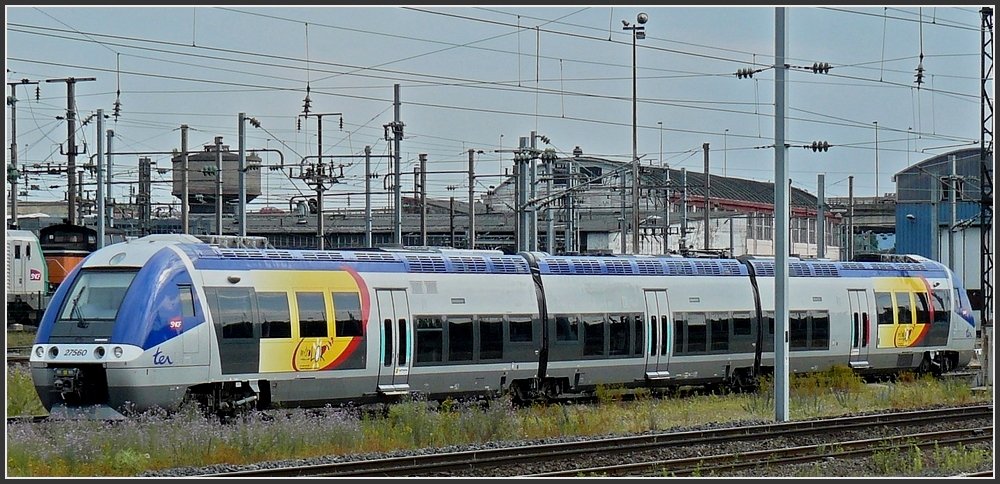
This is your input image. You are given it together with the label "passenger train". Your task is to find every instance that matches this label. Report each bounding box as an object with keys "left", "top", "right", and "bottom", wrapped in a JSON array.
[
  {"left": 6, "top": 229, "right": 48, "bottom": 326},
  {"left": 29, "top": 234, "right": 978, "bottom": 418}
]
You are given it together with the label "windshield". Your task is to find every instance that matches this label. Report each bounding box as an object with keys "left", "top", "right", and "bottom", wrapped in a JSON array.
[{"left": 58, "top": 270, "right": 138, "bottom": 321}]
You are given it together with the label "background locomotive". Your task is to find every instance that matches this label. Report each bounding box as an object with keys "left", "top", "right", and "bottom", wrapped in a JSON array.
[{"left": 30, "top": 234, "right": 977, "bottom": 418}]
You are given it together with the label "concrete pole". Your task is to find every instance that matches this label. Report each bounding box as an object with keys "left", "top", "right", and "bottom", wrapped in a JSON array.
[
  {"left": 181, "top": 125, "right": 189, "bottom": 234},
  {"left": 680, "top": 167, "right": 688, "bottom": 252},
  {"left": 96, "top": 109, "right": 105, "bottom": 248},
  {"left": 546, "top": 152, "right": 554, "bottom": 252},
  {"left": 630, "top": 30, "right": 641, "bottom": 256},
  {"left": 317, "top": 116, "right": 324, "bottom": 250},
  {"left": 7, "top": 84, "right": 18, "bottom": 228},
  {"left": 469, "top": 149, "right": 476, "bottom": 249},
  {"left": 848, "top": 175, "right": 854, "bottom": 260},
  {"left": 67, "top": 82, "right": 77, "bottom": 225},
  {"left": 420, "top": 153, "right": 427, "bottom": 246},
  {"left": 393, "top": 83, "right": 402, "bottom": 245},
  {"left": 215, "top": 136, "right": 223, "bottom": 235},
  {"left": 949, "top": 154, "right": 957, "bottom": 271},
  {"left": 106, "top": 130, "right": 114, "bottom": 228},
  {"left": 238, "top": 112, "right": 247, "bottom": 237},
  {"left": 704, "top": 142, "right": 711, "bottom": 250},
  {"left": 773, "top": 7, "right": 790, "bottom": 422},
  {"left": 530, "top": 131, "right": 538, "bottom": 251},
  {"left": 365, "top": 145, "right": 372, "bottom": 248},
  {"left": 817, "top": 173, "right": 825, "bottom": 258}
]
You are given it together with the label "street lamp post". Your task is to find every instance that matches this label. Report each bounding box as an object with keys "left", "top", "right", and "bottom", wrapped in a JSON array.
[{"left": 623, "top": 12, "right": 648, "bottom": 255}]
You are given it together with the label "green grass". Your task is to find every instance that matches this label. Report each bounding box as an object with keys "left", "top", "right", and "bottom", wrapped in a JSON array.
[
  {"left": 5, "top": 364, "right": 992, "bottom": 477},
  {"left": 6, "top": 330, "right": 38, "bottom": 348}
]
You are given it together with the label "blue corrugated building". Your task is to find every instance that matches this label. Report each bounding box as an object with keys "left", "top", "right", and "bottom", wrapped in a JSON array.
[{"left": 893, "top": 147, "right": 990, "bottom": 322}]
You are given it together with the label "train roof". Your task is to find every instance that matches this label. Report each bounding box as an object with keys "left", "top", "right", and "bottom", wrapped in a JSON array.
[
  {"left": 84, "top": 235, "right": 951, "bottom": 279},
  {"left": 180, "top": 244, "right": 533, "bottom": 274}
]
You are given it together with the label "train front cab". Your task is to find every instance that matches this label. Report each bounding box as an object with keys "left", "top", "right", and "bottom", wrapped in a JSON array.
[
  {"left": 30, "top": 245, "right": 210, "bottom": 417},
  {"left": 857, "top": 271, "right": 975, "bottom": 378}
]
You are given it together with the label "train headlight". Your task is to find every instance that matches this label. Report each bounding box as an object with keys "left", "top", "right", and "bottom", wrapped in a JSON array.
[
  {"left": 48, "top": 346, "right": 59, "bottom": 358},
  {"left": 95, "top": 347, "right": 105, "bottom": 359},
  {"left": 35, "top": 346, "right": 44, "bottom": 358},
  {"left": 113, "top": 346, "right": 123, "bottom": 358}
]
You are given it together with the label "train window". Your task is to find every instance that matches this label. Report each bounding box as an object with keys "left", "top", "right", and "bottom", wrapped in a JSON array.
[
  {"left": 810, "top": 311, "right": 830, "bottom": 349},
  {"left": 383, "top": 319, "right": 392, "bottom": 366},
  {"left": 609, "top": 314, "right": 629, "bottom": 356},
  {"left": 216, "top": 288, "right": 254, "bottom": 339},
  {"left": 732, "top": 312, "right": 752, "bottom": 336},
  {"left": 26, "top": 244, "right": 30, "bottom": 258},
  {"left": 931, "top": 289, "right": 950, "bottom": 323},
  {"left": 14, "top": 244, "right": 21, "bottom": 259},
  {"left": 790, "top": 311, "right": 808, "bottom": 350},
  {"left": 660, "top": 315, "right": 670, "bottom": 356},
  {"left": 332, "top": 292, "right": 364, "bottom": 337},
  {"left": 398, "top": 319, "right": 407, "bottom": 365},
  {"left": 415, "top": 316, "right": 443, "bottom": 363},
  {"left": 875, "top": 292, "right": 894, "bottom": 325},
  {"left": 554, "top": 315, "right": 579, "bottom": 342},
  {"left": 258, "top": 292, "right": 291, "bottom": 339},
  {"left": 632, "top": 314, "right": 644, "bottom": 356},
  {"left": 686, "top": 313, "right": 707, "bottom": 354},
  {"left": 178, "top": 285, "right": 196, "bottom": 318},
  {"left": 508, "top": 315, "right": 533, "bottom": 343},
  {"left": 296, "top": 292, "right": 328, "bottom": 338},
  {"left": 672, "top": 313, "right": 684, "bottom": 354},
  {"left": 479, "top": 316, "right": 503, "bottom": 360},
  {"left": 58, "top": 271, "right": 137, "bottom": 323},
  {"left": 762, "top": 311, "right": 774, "bottom": 352},
  {"left": 583, "top": 314, "right": 605, "bottom": 357},
  {"left": 448, "top": 316, "right": 473, "bottom": 362},
  {"left": 894, "top": 292, "right": 913, "bottom": 325},
  {"left": 650, "top": 315, "right": 658, "bottom": 356},
  {"left": 709, "top": 312, "right": 729, "bottom": 352},
  {"left": 914, "top": 293, "right": 931, "bottom": 325}
]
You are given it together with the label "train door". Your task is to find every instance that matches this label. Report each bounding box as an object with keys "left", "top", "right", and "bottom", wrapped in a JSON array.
[
  {"left": 375, "top": 289, "right": 412, "bottom": 395},
  {"left": 643, "top": 289, "right": 671, "bottom": 379},
  {"left": 847, "top": 289, "right": 871, "bottom": 369},
  {"left": 9, "top": 238, "right": 27, "bottom": 293}
]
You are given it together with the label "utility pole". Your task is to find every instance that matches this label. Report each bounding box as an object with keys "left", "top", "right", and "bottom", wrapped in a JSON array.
[
  {"left": 948, "top": 154, "right": 959, "bottom": 271},
  {"left": 704, "top": 142, "right": 711, "bottom": 250},
  {"left": 106, "top": 130, "right": 114, "bottom": 228},
  {"left": 420, "top": 153, "right": 427, "bottom": 246},
  {"left": 96, "top": 109, "right": 105, "bottom": 248},
  {"left": 449, "top": 196, "right": 456, "bottom": 248},
  {"left": 364, "top": 145, "right": 372, "bottom": 248},
  {"left": 468, "top": 149, "right": 476, "bottom": 249},
  {"left": 214, "top": 136, "right": 223, "bottom": 235},
  {"left": 7, "top": 79, "right": 38, "bottom": 228},
  {"left": 46, "top": 77, "right": 96, "bottom": 225},
  {"left": 530, "top": 131, "right": 538, "bottom": 251},
  {"left": 180, "top": 125, "right": 189, "bottom": 234},
  {"left": 238, "top": 113, "right": 247, "bottom": 237},
  {"left": 393, "top": 84, "right": 403, "bottom": 245},
  {"left": 138, "top": 157, "right": 151, "bottom": 236},
  {"left": 680, "top": 167, "right": 688, "bottom": 253},
  {"left": 298, "top": 112, "right": 343, "bottom": 250},
  {"left": 774, "top": 7, "right": 790, "bottom": 422},
  {"left": 847, "top": 176, "right": 855, "bottom": 260},
  {"left": 817, "top": 173, "right": 825, "bottom": 258},
  {"left": 566, "top": 146, "right": 582, "bottom": 254}
]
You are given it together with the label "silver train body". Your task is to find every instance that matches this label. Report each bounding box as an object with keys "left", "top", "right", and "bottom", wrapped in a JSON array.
[
  {"left": 30, "top": 235, "right": 978, "bottom": 417},
  {"left": 6, "top": 229, "right": 48, "bottom": 326}
]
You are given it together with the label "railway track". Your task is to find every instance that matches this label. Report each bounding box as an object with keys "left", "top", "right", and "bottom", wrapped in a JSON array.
[
  {"left": 198, "top": 404, "right": 992, "bottom": 477},
  {"left": 530, "top": 427, "right": 993, "bottom": 477},
  {"left": 6, "top": 346, "right": 30, "bottom": 365}
]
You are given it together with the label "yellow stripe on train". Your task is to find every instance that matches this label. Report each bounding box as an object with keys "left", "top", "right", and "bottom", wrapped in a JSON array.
[{"left": 873, "top": 276, "right": 933, "bottom": 349}]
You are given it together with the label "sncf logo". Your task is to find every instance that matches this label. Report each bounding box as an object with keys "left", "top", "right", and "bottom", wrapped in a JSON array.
[{"left": 29, "top": 269, "right": 41, "bottom": 281}]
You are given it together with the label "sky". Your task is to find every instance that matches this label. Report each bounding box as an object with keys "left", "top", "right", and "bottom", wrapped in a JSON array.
[{"left": 4, "top": 5, "right": 992, "bottom": 214}]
